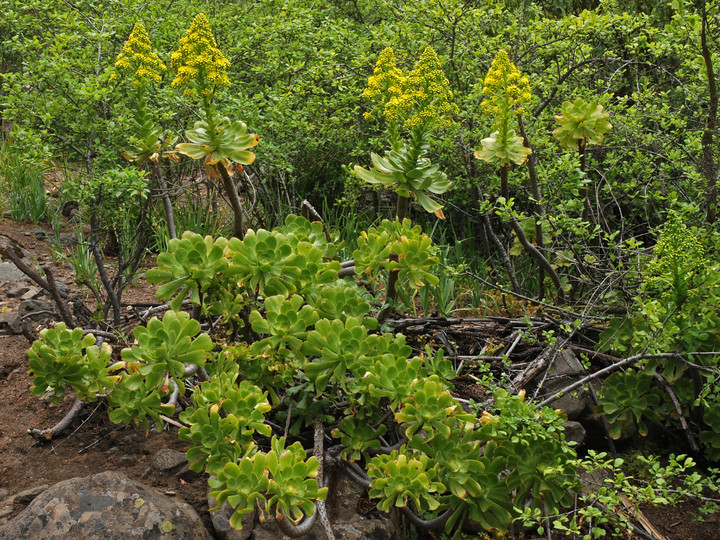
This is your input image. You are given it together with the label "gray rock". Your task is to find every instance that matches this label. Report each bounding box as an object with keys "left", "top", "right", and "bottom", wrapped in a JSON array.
[
  {"left": 117, "top": 456, "right": 137, "bottom": 468},
  {"left": 0, "top": 236, "right": 33, "bottom": 265},
  {"left": 12, "top": 484, "right": 49, "bottom": 506},
  {"left": 17, "top": 299, "right": 55, "bottom": 321},
  {"left": 0, "top": 489, "right": 8, "bottom": 501},
  {"left": 540, "top": 380, "right": 591, "bottom": 419},
  {"left": 551, "top": 349, "right": 585, "bottom": 377},
  {"left": 563, "top": 420, "right": 587, "bottom": 446},
  {"left": 0, "top": 470, "right": 212, "bottom": 540},
  {"left": 537, "top": 349, "right": 592, "bottom": 420},
  {"left": 38, "top": 280, "right": 69, "bottom": 298},
  {"left": 5, "top": 284, "right": 30, "bottom": 298},
  {"left": 0, "top": 263, "right": 26, "bottom": 283},
  {"left": 0, "top": 313, "right": 22, "bottom": 335},
  {"left": 152, "top": 448, "right": 188, "bottom": 472},
  {"left": 0, "top": 506, "right": 12, "bottom": 520},
  {"left": 20, "top": 286, "right": 41, "bottom": 300},
  {"left": 60, "top": 232, "right": 78, "bottom": 246},
  {"left": 208, "top": 495, "right": 254, "bottom": 540}
]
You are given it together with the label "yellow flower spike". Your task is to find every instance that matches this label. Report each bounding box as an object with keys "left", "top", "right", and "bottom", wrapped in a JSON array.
[
  {"left": 481, "top": 49, "right": 531, "bottom": 118},
  {"left": 171, "top": 13, "right": 231, "bottom": 95},
  {"left": 114, "top": 22, "right": 166, "bottom": 86},
  {"left": 363, "top": 46, "right": 457, "bottom": 132}
]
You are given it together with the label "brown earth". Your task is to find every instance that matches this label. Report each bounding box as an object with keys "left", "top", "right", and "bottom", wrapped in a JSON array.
[
  {"left": 0, "top": 216, "right": 212, "bottom": 532},
  {"left": 1, "top": 216, "right": 719, "bottom": 539}
]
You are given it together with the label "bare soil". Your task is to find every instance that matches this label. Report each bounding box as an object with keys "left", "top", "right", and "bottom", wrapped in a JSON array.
[
  {"left": 1, "top": 216, "right": 718, "bottom": 539},
  {"left": 0, "top": 216, "right": 212, "bottom": 532}
]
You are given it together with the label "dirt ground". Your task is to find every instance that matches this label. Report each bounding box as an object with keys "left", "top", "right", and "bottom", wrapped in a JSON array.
[
  {"left": 0, "top": 216, "right": 213, "bottom": 532},
  {"left": 1, "top": 216, "right": 719, "bottom": 539}
]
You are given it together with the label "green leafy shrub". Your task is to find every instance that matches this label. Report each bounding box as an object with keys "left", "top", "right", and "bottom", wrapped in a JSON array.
[{"left": 600, "top": 212, "right": 720, "bottom": 456}]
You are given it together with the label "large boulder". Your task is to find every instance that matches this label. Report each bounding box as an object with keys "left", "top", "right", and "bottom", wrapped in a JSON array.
[
  {"left": 535, "top": 348, "right": 593, "bottom": 420},
  {"left": 0, "top": 471, "right": 212, "bottom": 539}
]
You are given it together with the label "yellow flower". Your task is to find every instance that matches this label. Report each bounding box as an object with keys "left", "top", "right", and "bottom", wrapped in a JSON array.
[
  {"left": 363, "top": 46, "right": 457, "bottom": 132},
  {"left": 363, "top": 47, "right": 404, "bottom": 102},
  {"left": 481, "top": 49, "right": 531, "bottom": 117},
  {"left": 114, "top": 22, "right": 166, "bottom": 85},
  {"left": 171, "top": 13, "right": 231, "bottom": 94}
]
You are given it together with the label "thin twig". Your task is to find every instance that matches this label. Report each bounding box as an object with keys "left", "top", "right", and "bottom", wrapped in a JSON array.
[
  {"left": 314, "top": 420, "right": 335, "bottom": 540},
  {"left": 653, "top": 373, "right": 700, "bottom": 453},
  {"left": 535, "top": 352, "right": 719, "bottom": 409},
  {"left": 28, "top": 396, "right": 84, "bottom": 441}
]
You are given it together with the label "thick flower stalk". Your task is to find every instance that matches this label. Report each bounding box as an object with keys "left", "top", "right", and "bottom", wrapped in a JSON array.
[
  {"left": 113, "top": 22, "right": 178, "bottom": 237},
  {"left": 112, "top": 22, "right": 169, "bottom": 160},
  {"left": 475, "top": 50, "right": 565, "bottom": 303},
  {"left": 170, "top": 12, "right": 230, "bottom": 103}
]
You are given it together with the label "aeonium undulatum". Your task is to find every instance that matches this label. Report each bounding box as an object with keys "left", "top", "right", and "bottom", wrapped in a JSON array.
[{"left": 171, "top": 13, "right": 259, "bottom": 237}]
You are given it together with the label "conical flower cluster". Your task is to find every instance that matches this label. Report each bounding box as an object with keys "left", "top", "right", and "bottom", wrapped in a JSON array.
[
  {"left": 170, "top": 13, "right": 230, "bottom": 97},
  {"left": 481, "top": 49, "right": 531, "bottom": 118},
  {"left": 113, "top": 22, "right": 166, "bottom": 86},
  {"left": 363, "top": 46, "right": 457, "bottom": 131}
]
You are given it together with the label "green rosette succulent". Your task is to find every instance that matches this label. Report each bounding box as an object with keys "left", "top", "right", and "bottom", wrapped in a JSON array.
[
  {"left": 395, "top": 376, "right": 471, "bottom": 440},
  {"left": 474, "top": 129, "right": 532, "bottom": 166},
  {"left": 146, "top": 232, "right": 229, "bottom": 311},
  {"left": 331, "top": 417, "right": 388, "bottom": 462},
  {"left": 303, "top": 317, "right": 371, "bottom": 393},
  {"left": 595, "top": 370, "right": 663, "bottom": 438},
  {"left": 353, "top": 218, "right": 440, "bottom": 290},
  {"left": 28, "top": 324, "right": 121, "bottom": 403},
  {"left": 209, "top": 453, "right": 270, "bottom": 529},
  {"left": 275, "top": 214, "right": 337, "bottom": 259},
  {"left": 367, "top": 451, "right": 445, "bottom": 513},
  {"left": 176, "top": 114, "right": 259, "bottom": 173},
  {"left": 228, "top": 229, "right": 300, "bottom": 297},
  {"left": 265, "top": 437, "right": 328, "bottom": 523},
  {"left": 354, "top": 132, "right": 452, "bottom": 215},
  {"left": 552, "top": 98, "right": 612, "bottom": 150},
  {"left": 307, "top": 284, "right": 376, "bottom": 329},
  {"left": 179, "top": 374, "right": 271, "bottom": 474},
  {"left": 249, "top": 294, "right": 319, "bottom": 358},
  {"left": 107, "top": 373, "right": 177, "bottom": 432},
  {"left": 121, "top": 310, "right": 213, "bottom": 389}
]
